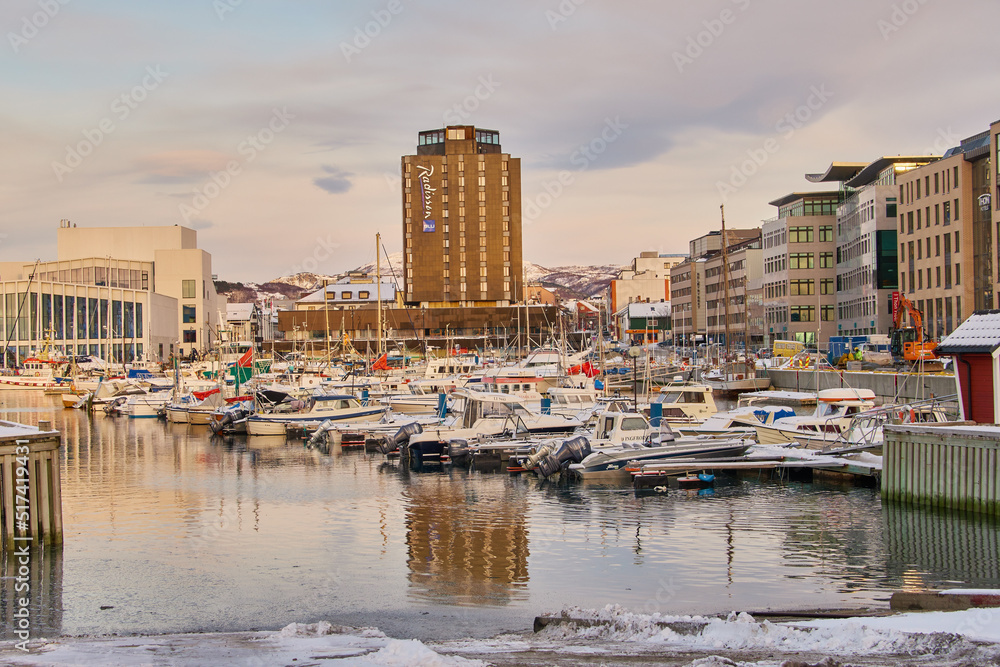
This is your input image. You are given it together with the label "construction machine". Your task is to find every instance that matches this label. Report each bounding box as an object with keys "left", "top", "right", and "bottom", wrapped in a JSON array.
[{"left": 889, "top": 293, "right": 938, "bottom": 362}]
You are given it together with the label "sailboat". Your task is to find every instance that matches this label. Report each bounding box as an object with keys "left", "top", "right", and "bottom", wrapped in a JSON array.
[{"left": 702, "top": 204, "right": 770, "bottom": 393}]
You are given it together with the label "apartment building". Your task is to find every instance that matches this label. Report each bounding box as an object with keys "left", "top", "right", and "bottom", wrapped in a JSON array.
[{"left": 670, "top": 229, "right": 761, "bottom": 348}]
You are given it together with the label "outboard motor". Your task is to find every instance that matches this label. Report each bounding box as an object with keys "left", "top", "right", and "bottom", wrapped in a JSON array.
[
  {"left": 378, "top": 421, "right": 423, "bottom": 455},
  {"left": 524, "top": 440, "right": 558, "bottom": 470},
  {"left": 536, "top": 436, "right": 592, "bottom": 479},
  {"left": 307, "top": 419, "right": 335, "bottom": 448},
  {"left": 445, "top": 438, "right": 470, "bottom": 462}
]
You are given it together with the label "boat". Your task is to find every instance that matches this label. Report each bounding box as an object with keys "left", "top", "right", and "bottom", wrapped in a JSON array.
[
  {"left": 565, "top": 428, "right": 752, "bottom": 481},
  {"left": 402, "top": 389, "right": 583, "bottom": 464},
  {"left": 673, "top": 403, "right": 796, "bottom": 437},
  {"left": 647, "top": 382, "right": 718, "bottom": 426},
  {"left": 0, "top": 337, "right": 71, "bottom": 390},
  {"left": 701, "top": 360, "right": 772, "bottom": 393},
  {"left": 790, "top": 394, "right": 959, "bottom": 453},
  {"left": 752, "top": 388, "right": 878, "bottom": 446},
  {"left": 246, "top": 394, "right": 385, "bottom": 436}
]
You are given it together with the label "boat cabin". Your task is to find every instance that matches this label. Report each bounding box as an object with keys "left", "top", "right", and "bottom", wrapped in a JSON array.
[{"left": 649, "top": 383, "right": 717, "bottom": 421}]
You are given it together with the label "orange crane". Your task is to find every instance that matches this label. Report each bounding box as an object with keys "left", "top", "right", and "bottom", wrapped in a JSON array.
[{"left": 889, "top": 293, "right": 938, "bottom": 362}]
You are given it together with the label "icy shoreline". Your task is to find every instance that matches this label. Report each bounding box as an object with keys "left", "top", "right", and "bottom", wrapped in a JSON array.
[{"left": 3, "top": 606, "right": 999, "bottom": 666}]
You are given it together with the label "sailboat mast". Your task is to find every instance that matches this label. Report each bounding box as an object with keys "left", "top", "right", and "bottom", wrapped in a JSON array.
[
  {"left": 720, "top": 204, "right": 731, "bottom": 360},
  {"left": 376, "top": 232, "right": 384, "bottom": 358}
]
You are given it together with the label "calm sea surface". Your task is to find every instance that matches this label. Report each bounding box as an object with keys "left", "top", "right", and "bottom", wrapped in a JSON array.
[{"left": 2, "top": 390, "right": 999, "bottom": 641}]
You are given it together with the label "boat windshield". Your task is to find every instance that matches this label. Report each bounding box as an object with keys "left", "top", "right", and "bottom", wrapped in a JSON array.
[{"left": 655, "top": 390, "right": 706, "bottom": 405}]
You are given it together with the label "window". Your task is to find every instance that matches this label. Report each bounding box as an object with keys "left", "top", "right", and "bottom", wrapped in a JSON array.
[
  {"left": 789, "top": 252, "right": 813, "bottom": 269},
  {"left": 183, "top": 330, "right": 197, "bottom": 343},
  {"left": 182, "top": 305, "right": 196, "bottom": 323},
  {"left": 955, "top": 263, "right": 961, "bottom": 285},
  {"left": 819, "top": 252, "right": 834, "bottom": 268},
  {"left": 182, "top": 280, "right": 197, "bottom": 299},
  {"left": 936, "top": 266, "right": 941, "bottom": 287},
  {"left": 821, "top": 305, "right": 835, "bottom": 321},
  {"left": 358, "top": 291, "right": 370, "bottom": 299},
  {"left": 943, "top": 200, "right": 951, "bottom": 225},
  {"left": 818, "top": 225, "right": 833, "bottom": 242},
  {"left": 789, "top": 226, "right": 813, "bottom": 243},
  {"left": 820, "top": 278, "right": 834, "bottom": 295},
  {"left": 789, "top": 305, "right": 814, "bottom": 322},
  {"left": 341, "top": 291, "right": 352, "bottom": 299},
  {"left": 789, "top": 279, "right": 814, "bottom": 296}
]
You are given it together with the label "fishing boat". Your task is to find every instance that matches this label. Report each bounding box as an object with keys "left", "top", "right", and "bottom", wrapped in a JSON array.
[{"left": 0, "top": 337, "right": 71, "bottom": 390}]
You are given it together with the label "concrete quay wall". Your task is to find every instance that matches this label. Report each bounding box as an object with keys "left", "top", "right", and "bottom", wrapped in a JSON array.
[{"left": 766, "top": 369, "right": 957, "bottom": 403}]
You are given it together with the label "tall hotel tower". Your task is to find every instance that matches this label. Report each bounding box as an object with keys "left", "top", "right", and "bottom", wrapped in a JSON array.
[{"left": 401, "top": 125, "right": 522, "bottom": 306}]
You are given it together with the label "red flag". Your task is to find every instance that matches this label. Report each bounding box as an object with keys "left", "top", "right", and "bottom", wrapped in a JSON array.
[
  {"left": 237, "top": 348, "right": 253, "bottom": 368},
  {"left": 372, "top": 353, "right": 389, "bottom": 371},
  {"left": 582, "top": 362, "right": 600, "bottom": 378}
]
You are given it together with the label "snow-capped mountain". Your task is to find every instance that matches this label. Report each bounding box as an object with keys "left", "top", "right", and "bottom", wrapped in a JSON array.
[{"left": 218, "top": 256, "right": 624, "bottom": 303}]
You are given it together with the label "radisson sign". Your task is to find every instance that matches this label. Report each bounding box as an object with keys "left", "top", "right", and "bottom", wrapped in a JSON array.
[{"left": 416, "top": 164, "right": 436, "bottom": 232}]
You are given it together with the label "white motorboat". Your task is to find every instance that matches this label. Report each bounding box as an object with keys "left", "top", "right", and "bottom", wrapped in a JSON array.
[
  {"left": 753, "top": 388, "right": 878, "bottom": 446},
  {"left": 404, "top": 389, "right": 583, "bottom": 463},
  {"left": 648, "top": 382, "right": 718, "bottom": 426},
  {"left": 246, "top": 394, "right": 386, "bottom": 436}
]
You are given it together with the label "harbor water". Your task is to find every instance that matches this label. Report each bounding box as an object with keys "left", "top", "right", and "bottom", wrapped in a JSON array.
[{"left": 2, "top": 391, "right": 999, "bottom": 642}]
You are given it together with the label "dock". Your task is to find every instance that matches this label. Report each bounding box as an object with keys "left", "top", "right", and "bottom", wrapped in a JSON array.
[
  {"left": 630, "top": 449, "right": 882, "bottom": 489},
  {"left": 1, "top": 419, "right": 63, "bottom": 548}
]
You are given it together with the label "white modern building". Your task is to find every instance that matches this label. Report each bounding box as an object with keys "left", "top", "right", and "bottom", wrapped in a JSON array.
[{"left": 0, "top": 220, "right": 225, "bottom": 365}]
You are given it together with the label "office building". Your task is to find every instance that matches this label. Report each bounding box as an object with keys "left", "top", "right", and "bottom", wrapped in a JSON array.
[
  {"left": 896, "top": 132, "right": 988, "bottom": 338},
  {"left": 762, "top": 192, "right": 842, "bottom": 347},
  {"left": 807, "top": 157, "right": 936, "bottom": 337}
]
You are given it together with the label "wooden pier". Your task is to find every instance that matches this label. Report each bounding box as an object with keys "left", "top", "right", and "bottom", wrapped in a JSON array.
[
  {"left": 1, "top": 421, "right": 63, "bottom": 548},
  {"left": 882, "top": 424, "right": 1000, "bottom": 516}
]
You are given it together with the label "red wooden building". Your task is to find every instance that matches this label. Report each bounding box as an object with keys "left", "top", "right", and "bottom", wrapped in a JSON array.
[{"left": 934, "top": 310, "right": 1000, "bottom": 424}]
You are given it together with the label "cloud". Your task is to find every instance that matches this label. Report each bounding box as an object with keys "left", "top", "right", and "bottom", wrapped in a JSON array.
[
  {"left": 133, "top": 150, "right": 233, "bottom": 184},
  {"left": 313, "top": 165, "right": 353, "bottom": 194}
]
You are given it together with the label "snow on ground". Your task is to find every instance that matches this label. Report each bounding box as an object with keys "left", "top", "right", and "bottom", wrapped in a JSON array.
[{"left": 3, "top": 608, "right": 1000, "bottom": 666}]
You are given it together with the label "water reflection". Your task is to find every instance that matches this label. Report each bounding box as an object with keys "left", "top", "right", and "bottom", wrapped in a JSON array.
[
  {"left": 0, "top": 391, "right": 998, "bottom": 640},
  {"left": 1, "top": 546, "right": 62, "bottom": 641},
  {"left": 401, "top": 469, "right": 529, "bottom": 606},
  {"left": 883, "top": 501, "right": 1000, "bottom": 587}
]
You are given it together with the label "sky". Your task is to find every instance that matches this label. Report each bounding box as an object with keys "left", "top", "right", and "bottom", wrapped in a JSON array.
[{"left": 2, "top": 0, "right": 999, "bottom": 283}]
